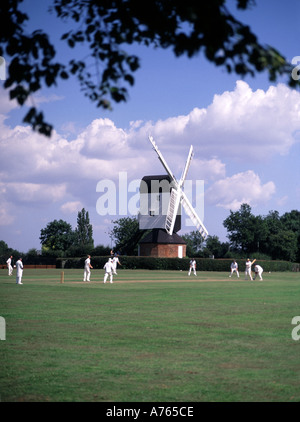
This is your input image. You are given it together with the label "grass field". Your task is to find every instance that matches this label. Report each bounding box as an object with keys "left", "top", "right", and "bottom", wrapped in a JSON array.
[{"left": 0, "top": 268, "right": 300, "bottom": 402}]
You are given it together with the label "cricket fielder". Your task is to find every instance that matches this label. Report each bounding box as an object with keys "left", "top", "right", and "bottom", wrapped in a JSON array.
[
  {"left": 83, "top": 255, "right": 93, "bottom": 282},
  {"left": 112, "top": 255, "right": 122, "bottom": 275},
  {"left": 229, "top": 260, "right": 239, "bottom": 278},
  {"left": 103, "top": 258, "right": 114, "bottom": 284},
  {"left": 188, "top": 259, "right": 197, "bottom": 276},
  {"left": 254, "top": 264, "right": 264, "bottom": 281},
  {"left": 6, "top": 255, "right": 13, "bottom": 276},
  {"left": 16, "top": 258, "right": 23, "bottom": 285}
]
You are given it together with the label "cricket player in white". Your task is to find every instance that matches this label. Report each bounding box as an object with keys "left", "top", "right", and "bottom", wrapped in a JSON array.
[
  {"left": 16, "top": 258, "right": 23, "bottom": 285},
  {"left": 254, "top": 264, "right": 264, "bottom": 281},
  {"left": 229, "top": 260, "right": 239, "bottom": 278},
  {"left": 103, "top": 258, "right": 114, "bottom": 283},
  {"left": 112, "top": 256, "right": 121, "bottom": 275},
  {"left": 83, "top": 255, "right": 93, "bottom": 282},
  {"left": 6, "top": 255, "right": 13, "bottom": 276},
  {"left": 188, "top": 259, "right": 197, "bottom": 276},
  {"left": 245, "top": 258, "right": 255, "bottom": 280}
]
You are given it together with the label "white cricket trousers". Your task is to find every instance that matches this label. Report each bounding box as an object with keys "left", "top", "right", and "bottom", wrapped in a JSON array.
[
  {"left": 83, "top": 267, "right": 90, "bottom": 281},
  {"left": 16, "top": 276, "right": 23, "bottom": 284},
  {"left": 104, "top": 272, "right": 113, "bottom": 283}
]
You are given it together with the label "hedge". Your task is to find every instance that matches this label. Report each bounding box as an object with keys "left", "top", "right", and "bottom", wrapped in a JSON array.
[
  {"left": 56, "top": 257, "right": 299, "bottom": 272},
  {"left": 0, "top": 254, "right": 57, "bottom": 266}
]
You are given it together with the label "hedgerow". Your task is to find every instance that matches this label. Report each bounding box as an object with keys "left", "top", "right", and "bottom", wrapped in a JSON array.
[{"left": 56, "top": 257, "right": 299, "bottom": 272}]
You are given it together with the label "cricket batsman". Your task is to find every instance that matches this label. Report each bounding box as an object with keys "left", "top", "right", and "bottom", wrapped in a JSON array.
[{"left": 245, "top": 258, "right": 256, "bottom": 280}]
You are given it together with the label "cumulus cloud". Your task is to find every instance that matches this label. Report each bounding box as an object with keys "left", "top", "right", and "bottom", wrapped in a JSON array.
[
  {"left": 0, "top": 203, "right": 15, "bottom": 225},
  {"left": 142, "top": 81, "right": 300, "bottom": 159},
  {"left": 206, "top": 170, "right": 276, "bottom": 210},
  {"left": 0, "top": 86, "right": 19, "bottom": 114},
  {"left": 4, "top": 182, "right": 67, "bottom": 205},
  {"left": 61, "top": 201, "right": 83, "bottom": 214},
  {"left": 0, "top": 80, "right": 297, "bottom": 235},
  {"left": 189, "top": 158, "right": 226, "bottom": 181},
  {"left": 79, "top": 118, "right": 128, "bottom": 158}
]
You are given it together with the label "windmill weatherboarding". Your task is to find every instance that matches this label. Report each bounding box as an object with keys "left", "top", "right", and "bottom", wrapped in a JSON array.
[{"left": 148, "top": 136, "right": 208, "bottom": 240}]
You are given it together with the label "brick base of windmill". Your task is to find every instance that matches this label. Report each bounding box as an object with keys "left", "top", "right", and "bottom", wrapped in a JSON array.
[{"left": 138, "top": 229, "right": 186, "bottom": 258}]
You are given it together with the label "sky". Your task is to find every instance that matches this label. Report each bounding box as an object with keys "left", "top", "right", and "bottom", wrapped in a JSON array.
[{"left": 0, "top": 0, "right": 300, "bottom": 253}]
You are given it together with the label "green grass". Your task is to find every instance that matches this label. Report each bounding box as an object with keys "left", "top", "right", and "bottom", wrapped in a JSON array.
[{"left": 0, "top": 268, "right": 300, "bottom": 402}]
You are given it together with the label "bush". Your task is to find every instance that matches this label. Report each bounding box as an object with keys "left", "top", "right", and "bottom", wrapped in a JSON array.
[
  {"left": 56, "top": 256, "right": 298, "bottom": 271},
  {"left": 57, "top": 256, "right": 110, "bottom": 269},
  {"left": 1, "top": 253, "right": 56, "bottom": 266}
]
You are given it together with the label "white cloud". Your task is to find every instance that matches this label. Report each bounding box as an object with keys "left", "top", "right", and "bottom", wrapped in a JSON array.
[
  {"left": 206, "top": 170, "right": 276, "bottom": 210},
  {"left": 5, "top": 183, "right": 67, "bottom": 204},
  {"left": 190, "top": 158, "right": 226, "bottom": 181},
  {"left": 0, "top": 80, "right": 297, "bottom": 238},
  {"left": 0, "top": 86, "right": 19, "bottom": 114},
  {"left": 0, "top": 203, "right": 15, "bottom": 225},
  {"left": 141, "top": 81, "right": 300, "bottom": 160},
  {"left": 61, "top": 201, "right": 83, "bottom": 214},
  {"left": 79, "top": 118, "right": 128, "bottom": 158},
  {"left": 276, "top": 196, "right": 288, "bottom": 207},
  {"left": 31, "top": 93, "right": 64, "bottom": 105},
  {"left": 2, "top": 81, "right": 297, "bottom": 189}
]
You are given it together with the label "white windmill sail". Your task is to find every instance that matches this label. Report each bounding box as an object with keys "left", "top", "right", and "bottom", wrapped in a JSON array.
[
  {"left": 149, "top": 136, "right": 178, "bottom": 185},
  {"left": 180, "top": 145, "right": 194, "bottom": 187},
  {"left": 165, "top": 145, "right": 193, "bottom": 235},
  {"left": 165, "top": 187, "right": 181, "bottom": 235},
  {"left": 148, "top": 135, "right": 208, "bottom": 239},
  {"left": 180, "top": 191, "right": 208, "bottom": 239}
]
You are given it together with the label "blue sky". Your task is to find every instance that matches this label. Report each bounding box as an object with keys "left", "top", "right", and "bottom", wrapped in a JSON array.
[{"left": 0, "top": 0, "right": 300, "bottom": 253}]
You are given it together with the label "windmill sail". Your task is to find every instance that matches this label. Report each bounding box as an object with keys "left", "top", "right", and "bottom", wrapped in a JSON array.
[
  {"left": 180, "top": 191, "right": 208, "bottom": 239},
  {"left": 180, "top": 145, "right": 194, "bottom": 187},
  {"left": 165, "top": 187, "right": 181, "bottom": 235},
  {"left": 148, "top": 135, "right": 208, "bottom": 239},
  {"left": 165, "top": 145, "right": 193, "bottom": 235},
  {"left": 149, "top": 136, "right": 178, "bottom": 185}
]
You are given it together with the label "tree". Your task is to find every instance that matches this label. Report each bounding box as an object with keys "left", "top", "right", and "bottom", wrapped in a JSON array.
[
  {"left": 203, "top": 235, "right": 230, "bottom": 258},
  {"left": 182, "top": 230, "right": 205, "bottom": 257},
  {"left": 259, "top": 210, "right": 283, "bottom": 256},
  {"left": 91, "top": 244, "right": 111, "bottom": 256},
  {"left": 258, "top": 210, "right": 299, "bottom": 261},
  {"left": 0, "top": 240, "right": 22, "bottom": 261},
  {"left": 110, "top": 216, "right": 142, "bottom": 255},
  {"left": 74, "top": 208, "right": 94, "bottom": 249},
  {"left": 281, "top": 210, "right": 300, "bottom": 233},
  {"left": 223, "top": 207, "right": 300, "bottom": 261},
  {"left": 268, "top": 230, "right": 297, "bottom": 262},
  {"left": 40, "top": 219, "right": 75, "bottom": 255},
  {"left": 280, "top": 210, "right": 300, "bottom": 262},
  {"left": 66, "top": 208, "right": 94, "bottom": 256},
  {"left": 223, "top": 203, "right": 258, "bottom": 253},
  {"left": 0, "top": 240, "right": 9, "bottom": 256},
  {"left": 1, "top": 0, "right": 298, "bottom": 136}
]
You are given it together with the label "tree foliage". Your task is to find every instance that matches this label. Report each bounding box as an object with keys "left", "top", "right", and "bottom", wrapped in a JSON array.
[
  {"left": 223, "top": 204, "right": 300, "bottom": 261},
  {"left": 223, "top": 203, "right": 264, "bottom": 253},
  {"left": 39, "top": 209, "right": 96, "bottom": 256},
  {"left": 74, "top": 208, "right": 94, "bottom": 248},
  {"left": 1, "top": 0, "right": 298, "bottom": 136},
  {"left": 182, "top": 230, "right": 205, "bottom": 256},
  {"left": 40, "top": 219, "right": 75, "bottom": 255},
  {"left": 110, "top": 216, "right": 143, "bottom": 255},
  {"left": 203, "top": 235, "right": 230, "bottom": 259},
  {"left": 65, "top": 208, "right": 95, "bottom": 256}
]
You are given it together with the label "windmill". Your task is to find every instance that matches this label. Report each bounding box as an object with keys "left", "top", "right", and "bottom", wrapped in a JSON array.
[{"left": 148, "top": 135, "right": 208, "bottom": 240}]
